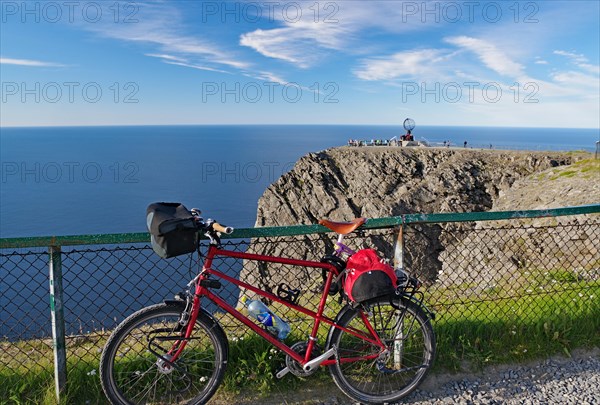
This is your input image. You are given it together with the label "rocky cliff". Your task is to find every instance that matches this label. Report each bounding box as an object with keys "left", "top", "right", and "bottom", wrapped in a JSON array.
[
  {"left": 241, "top": 147, "right": 597, "bottom": 296},
  {"left": 255, "top": 147, "right": 587, "bottom": 226}
]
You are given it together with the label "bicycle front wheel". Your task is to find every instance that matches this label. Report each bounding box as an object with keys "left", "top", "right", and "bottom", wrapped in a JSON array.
[
  {"left": 100, "top": 302, "right": 228, "bottom": 405},
  {"left": 328, "top": 297, "right": 435, "bottom": 404}
]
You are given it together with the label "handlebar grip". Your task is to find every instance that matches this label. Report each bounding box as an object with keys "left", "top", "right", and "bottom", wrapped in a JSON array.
[{"left": 212, "top": 222, "right": 234, "bottom": 234}]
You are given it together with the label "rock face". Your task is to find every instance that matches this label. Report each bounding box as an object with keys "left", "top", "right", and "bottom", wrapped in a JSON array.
[
  {"left": 256, "top": 147, "right": 580, "bottom": 225},
  {"left": 436, "top": 157, "right": 600, "bottom": 291},
  {"left": 242, "top": 147, "right": 595, "bottom": 294},
  {"left": 492, "top": 158, "right": 599, "bottom": 211}
]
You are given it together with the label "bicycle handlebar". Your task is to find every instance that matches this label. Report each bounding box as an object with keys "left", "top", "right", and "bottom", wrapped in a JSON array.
[
  {"left": 191, "top": 208, "right": 234, "bottom": 234},
  {"left": 211, "top": 222, "right": 234, "bottom": 235}
]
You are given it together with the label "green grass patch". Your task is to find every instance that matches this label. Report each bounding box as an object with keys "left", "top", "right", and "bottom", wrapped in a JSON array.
[
  {"left": 556, "top": 170, "right": 577, "bottom": 178},
  {"left": 0, "top": 368, "right": 56, "bottom": 405},
  {"left": 2, "top": 284, "right": 598, "bottom": 404},
  {"left": 547, "top": 158, "right": 600, "bottom": 180},
  {"left": 432, "top": 287, "right": 600, "bottom": 371}
]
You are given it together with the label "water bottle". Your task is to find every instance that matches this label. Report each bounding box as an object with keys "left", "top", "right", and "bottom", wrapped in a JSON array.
[{"left": 241, "top": 297, "right": 291, "bottom": 340}]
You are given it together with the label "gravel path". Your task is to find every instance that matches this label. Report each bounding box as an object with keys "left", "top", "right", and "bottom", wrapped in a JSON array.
[
  {"left": 214, "top": 348, "right": 600, "bottom": 404},
  {"left": 404, "top": 348, "right": 600, "bottom": 405}
]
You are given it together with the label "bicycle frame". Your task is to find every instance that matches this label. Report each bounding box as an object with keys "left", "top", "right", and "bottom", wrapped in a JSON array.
[{"left": 172, "top": 243, "right": 387, "bottom": 370}]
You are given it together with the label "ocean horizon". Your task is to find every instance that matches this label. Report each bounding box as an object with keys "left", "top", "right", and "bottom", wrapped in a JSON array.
[
  {"left": 1, "top": 124, "right": 598, "bottom": 238},
  {"left": 1, "top": 124, "right": 598, "bottom": 340}
]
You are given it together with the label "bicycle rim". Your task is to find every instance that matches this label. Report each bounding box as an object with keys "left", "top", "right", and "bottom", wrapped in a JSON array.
[
  {"left": 100, "top": 303, "right": 227, "bottom": 405},
  {"left": 329, "top": 297, "right": 435, "bottom": 404}
]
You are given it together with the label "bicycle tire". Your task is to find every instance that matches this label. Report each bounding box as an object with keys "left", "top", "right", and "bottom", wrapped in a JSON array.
[
  {"left": 328, "top": 297, "right": 435, "bottom": 404},
  {"left": 100, "top": 302, "right": 228, "bottom": 405}
]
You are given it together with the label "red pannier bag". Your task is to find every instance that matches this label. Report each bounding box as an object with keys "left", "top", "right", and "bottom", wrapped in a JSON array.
[{"left": 344, "top": 248, "right": 397, "bottom": 303}]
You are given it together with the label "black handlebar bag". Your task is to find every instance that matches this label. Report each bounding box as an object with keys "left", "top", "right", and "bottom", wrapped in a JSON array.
[{"left": 146, "top": 202, "right": 198, "bottom": 258}]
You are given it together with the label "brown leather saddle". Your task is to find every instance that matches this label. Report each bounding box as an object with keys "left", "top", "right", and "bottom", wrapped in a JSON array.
[{"left": 318, "top": 217, "right": 367, "bottom": 234}]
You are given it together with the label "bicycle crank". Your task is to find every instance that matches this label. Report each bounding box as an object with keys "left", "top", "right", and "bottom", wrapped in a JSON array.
[
  {"left": 278, "top": 341, "right": 324, "bottom": 378},
  {"left": 303, "top": 346, "right": 336, "bottom": 373}
]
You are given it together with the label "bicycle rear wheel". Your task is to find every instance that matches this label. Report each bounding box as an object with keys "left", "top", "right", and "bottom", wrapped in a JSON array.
[
  {"left": 328, "top": 297, "right": 435, "bottom": 404},
  {"left": 100, "top": 302, "right": 228, "bottom": 405}
]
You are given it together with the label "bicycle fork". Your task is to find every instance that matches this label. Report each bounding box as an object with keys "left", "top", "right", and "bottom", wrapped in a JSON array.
[{"left": 149, "top": 286, "right": 198, "bottom": 373}]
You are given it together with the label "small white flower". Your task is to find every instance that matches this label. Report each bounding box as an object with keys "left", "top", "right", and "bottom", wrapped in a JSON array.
[
  {"left": 87, "top": 369, "right": 97, "bottom": 376},
  {"left": 578, "top": 293, "right": 583, "bottom": 297},
  {"left": 511, "top": 330, "right": 517, "bottom": 335},
  {"left": 523, "top": 349, "right": 527, "bottom": 353},
  {"left": 590, "top": 295, "right": 595, "bottom": 299},
  {"left": 526, "top": 289, "right": 533, "bottom": 293},
  {"left": 199, "top": 376, "right": 207, "bottom": 383}
]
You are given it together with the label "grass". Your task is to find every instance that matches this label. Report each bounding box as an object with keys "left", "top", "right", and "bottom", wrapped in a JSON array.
[
  {"left": 2, "top": 282, "right": 599, "bottom": 404},
  {"left": 548, "top": 158, "right": 600, "bottom": 181},
  {"left": 432, "top": 287, "right": 599, "bottom": 371}
]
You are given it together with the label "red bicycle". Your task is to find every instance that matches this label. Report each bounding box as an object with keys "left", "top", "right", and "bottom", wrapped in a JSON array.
[{"left": 100, "top": 206, "right": 436, "bottom": 404}]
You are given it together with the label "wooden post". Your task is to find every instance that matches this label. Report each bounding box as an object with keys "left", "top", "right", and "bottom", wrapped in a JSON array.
[
  {"left": 393, "top": 224, "right": 405, "bottom": 368},
  {"left": 49, "top": 245, "right": 67, "bottom": 401},
  {"left": 393, "top": 224, "right": 404, "bottom": 270}
]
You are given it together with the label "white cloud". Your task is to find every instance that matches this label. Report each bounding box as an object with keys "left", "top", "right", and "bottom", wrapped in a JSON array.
[
  {"left": 239, "top": 2, "right": 430, "bottom": 68},
  {"left": 445, "top": 36, "right": 524, "bottom": 78},
  {"left": 0, "top": 57, "right": 65, "bottom": 67},
  {"left": 553, "top": 50, "right": 588, "bottom": 64},
  {"left": 554, "top": 50, "right": 600, "bottom": 75},
  {"left": 535, "top": 60, "right": 548, "bottom": 65},
  {"left": 245, "top": 71, "right": 288, "bottom": 85},
  {"left": 240, "top": 22, "right": 348, "bottom": 68},
  {"left": 145, "top": 53, "right": 188, "bottom": 63},
  {"left": 163, "top": 61, "right": 229, "bottom": 74},
  {"left": 82, "top": 3, "right": 249, "bottom": 72},
  {"left": 578, "top": 63, "right": 600, "bottom": 75},
  {"left": 551, "top": 71, "right": 600, "bottom": 91},
  {"left": 354, "top": 49, "right": 449, "bottom": 81},
  {"left": 240, "top": 28, "right": 308, "bottom": 66},
  {"left": 100, "top": 27, "right": 248, "bottom": 70}
]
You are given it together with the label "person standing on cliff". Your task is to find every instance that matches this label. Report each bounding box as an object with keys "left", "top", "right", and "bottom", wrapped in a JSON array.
[{"left": 464, "top": 141, "right": 467, "bottom": 148}]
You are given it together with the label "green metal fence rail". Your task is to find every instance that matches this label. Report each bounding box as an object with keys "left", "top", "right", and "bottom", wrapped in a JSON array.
[
  {"left": 1, "top": 204, "right": 599, "bottom": 404},
  {"left": 2, "top": 204, "right": 598, "bottom": 249}
]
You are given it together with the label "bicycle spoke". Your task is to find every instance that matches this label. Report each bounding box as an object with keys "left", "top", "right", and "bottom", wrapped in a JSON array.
[
  {"left": 101, "top": 303, "right": 228, "bottom": 405},
  {"left": 329, "top": 298, "right": 435, "bottom": 404}
]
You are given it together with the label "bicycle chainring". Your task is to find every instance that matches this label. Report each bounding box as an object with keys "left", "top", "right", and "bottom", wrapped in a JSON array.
[{"left": 285, "top": 341, "right": 321, "bottom": 377}]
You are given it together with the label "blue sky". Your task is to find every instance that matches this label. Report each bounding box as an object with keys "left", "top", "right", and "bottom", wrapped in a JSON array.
[{"left": 1, "top": 0, "right": 599, "bottom": 127}]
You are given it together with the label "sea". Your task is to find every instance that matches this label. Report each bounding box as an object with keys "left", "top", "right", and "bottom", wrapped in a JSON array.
[
  {"left": 1, "top": 125, "right": 598, "bottom": 340},
  {"left": 1, "top": 125, "right": 598, "bottom": 238}
]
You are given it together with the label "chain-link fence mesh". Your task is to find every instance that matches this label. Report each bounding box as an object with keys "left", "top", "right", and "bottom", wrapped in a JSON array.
[{"left": 1, "top": 215, "right": 599, "bottom": 402}]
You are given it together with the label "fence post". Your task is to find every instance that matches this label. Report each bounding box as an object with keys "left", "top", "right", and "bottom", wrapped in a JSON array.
[
  {"left": 393, "top": 223, "right": 404, "bottom": 270},
  {"left": 49, "top": 245, "right": 67, "bottom": 401}
]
